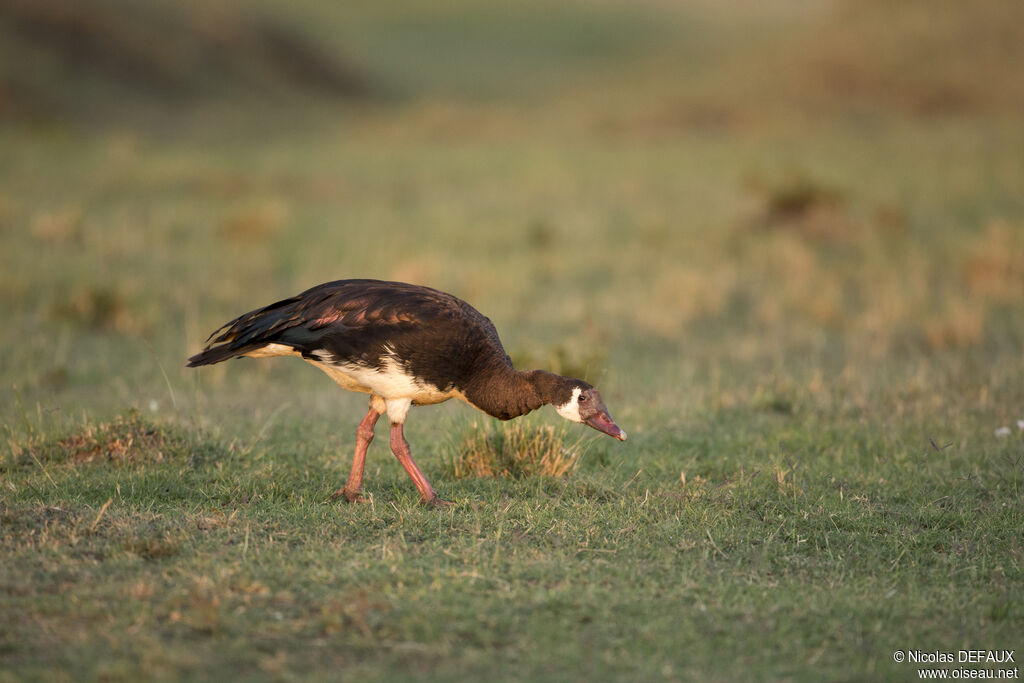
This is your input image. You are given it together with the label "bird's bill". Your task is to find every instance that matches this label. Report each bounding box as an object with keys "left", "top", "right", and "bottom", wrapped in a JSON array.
[{"left": 584, "top": 409, "right": 627, "bottom": 441}]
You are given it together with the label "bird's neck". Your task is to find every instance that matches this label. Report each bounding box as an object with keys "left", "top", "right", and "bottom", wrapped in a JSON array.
[{"left": 464, "top": 365, "right": 563, "bottom": 421}]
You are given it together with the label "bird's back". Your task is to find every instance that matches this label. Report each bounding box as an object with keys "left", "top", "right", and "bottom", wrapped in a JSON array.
[{"left": 188, "top": 279, "right": 512, "bottom": 397}]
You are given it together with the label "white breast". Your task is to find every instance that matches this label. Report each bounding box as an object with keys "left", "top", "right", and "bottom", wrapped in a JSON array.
[
  {"left": 307, "top": 355, "right": 464, "bottom": 407},
  {"left": 243, "top": 343, "right": 466, "bottom": 408}
]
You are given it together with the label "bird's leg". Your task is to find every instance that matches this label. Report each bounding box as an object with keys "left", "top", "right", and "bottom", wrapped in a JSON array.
[
  {"left": 389, "top": 422, "right": 452, "bottom": 507},
  {"left": 331, "top": 404, "right": 381, "bottom": 503}
]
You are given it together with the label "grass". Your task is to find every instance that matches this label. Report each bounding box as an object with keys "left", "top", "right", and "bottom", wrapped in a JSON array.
[
  {"left": 2, "top": 0, "right": 1024, "bottom": 681},
  {"left": 3, "top": 408, "right": 1021, "bottom": 681},
  {"left": 443, "top": 421, "right": 585, "bottom": 480}
]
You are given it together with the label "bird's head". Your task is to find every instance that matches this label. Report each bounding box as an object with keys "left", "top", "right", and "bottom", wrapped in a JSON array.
[{"left": 553, "top": 380, "right": 627, "bottom": 441}]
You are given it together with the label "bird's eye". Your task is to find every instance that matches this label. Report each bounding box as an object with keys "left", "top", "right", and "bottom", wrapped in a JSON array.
[{"left": 578, "top": 394, "right": 587, "bottom": 403}]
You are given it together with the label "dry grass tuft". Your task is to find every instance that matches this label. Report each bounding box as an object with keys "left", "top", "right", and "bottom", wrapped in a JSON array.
[
  {"left": 50, "top": 284, "right": 143, "bottom": 332},
  {"left": 922, "top": 299, "right": 986, "bottom": 351},
  {"left": 19, "top": 411, "right": 195, "bottom": 467},
  {"left": 31, "top": 207, "right": 84, "bottom": 245},
  {"left": 747, "top": 171, "right": 851, "bottom": 243},
  {"left": 964, "top": 220, "right": 1024, "bottom": 305},
  {"left": 123, "top": 533, "right": 181, "bottom": 559},
  {"left": 445, "top": 421, "right": 585, "bottom": 480},
  {"left": 57, "top": 413, "right": 179, "bottom": 465}
]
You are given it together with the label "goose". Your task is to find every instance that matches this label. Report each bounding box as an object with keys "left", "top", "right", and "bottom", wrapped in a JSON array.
[{"left": 187, "top": 279, "right": 626, "bottom": 506}]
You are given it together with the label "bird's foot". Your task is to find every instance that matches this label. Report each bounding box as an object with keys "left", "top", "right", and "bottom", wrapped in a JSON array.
[
  {"left": 330, "top": 487, "right": 368, "bottom": 504},
  {"left": 421, "top": 495, "right": 455, "bottom": 508}
]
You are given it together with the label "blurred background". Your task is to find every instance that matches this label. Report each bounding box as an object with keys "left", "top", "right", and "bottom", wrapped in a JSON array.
[{"left": 1, "top": 0, "right": 1022, "bottom": 439}]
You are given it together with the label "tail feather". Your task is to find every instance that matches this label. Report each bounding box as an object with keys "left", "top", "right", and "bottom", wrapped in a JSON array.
[
  {"left": 187, "top": 295, "right": 310, "bottom": 367},
  {"left": 189, "top": 279, "right": 427, "bottom": 369},
  {"left": 186, "top": 343, "right": 265, "bottom": 367}
]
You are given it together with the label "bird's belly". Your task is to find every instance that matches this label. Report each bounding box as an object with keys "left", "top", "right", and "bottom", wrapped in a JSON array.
[
  {"left": 310, "top": 361, "right": 375, "bottom": 394},
  {"left": 306, "top": 357, "right": 465, "bottom": 405},
  {"left": 244, "top": 343, "right": 302, "bottom": 359}
]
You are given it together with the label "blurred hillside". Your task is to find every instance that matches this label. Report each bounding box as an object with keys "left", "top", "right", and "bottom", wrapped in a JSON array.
[
  {"left": 1, "top": 0, "right": 1021, "bottom": 129},
  {"left": 0, "top": 0, "right": 667, "bottom": 127},
  {"left": 0, "top": 0, "right": 370, "bottom": 124}
]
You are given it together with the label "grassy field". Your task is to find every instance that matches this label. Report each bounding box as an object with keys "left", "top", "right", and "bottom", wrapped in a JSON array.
[{"left": 2, "top": 1, "right": 1023, "bottom": 681}]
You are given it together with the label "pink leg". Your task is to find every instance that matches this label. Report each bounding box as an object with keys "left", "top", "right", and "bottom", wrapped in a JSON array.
[
  {"left": 390, "top": 422, "right": 452, "bottom": 507},
  {"left": 331, "top": 404, "right": 381, "bottom": 502}
]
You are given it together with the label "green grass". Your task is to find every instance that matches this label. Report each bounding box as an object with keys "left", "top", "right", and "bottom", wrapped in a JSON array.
[
  {"left": 2, "top": 1, "right": 1024, "bottom": 680},
  {"left": 3, "top": 408, "right": 1021, "bottom": 681}
]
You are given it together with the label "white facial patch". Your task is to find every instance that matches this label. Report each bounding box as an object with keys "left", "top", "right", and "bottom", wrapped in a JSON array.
[{"left": 554, "top": 386, "right": 584, "bottom": 423}]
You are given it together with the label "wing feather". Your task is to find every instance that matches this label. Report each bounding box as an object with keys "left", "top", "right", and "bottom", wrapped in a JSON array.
[{"left": 187, "top": 279, "right": 506, "bottom": 374}]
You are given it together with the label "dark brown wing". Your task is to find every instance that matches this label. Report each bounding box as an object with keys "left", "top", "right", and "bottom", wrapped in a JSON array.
[{"left": 187, "top": 280, "right": 510, "bottom": 388}]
